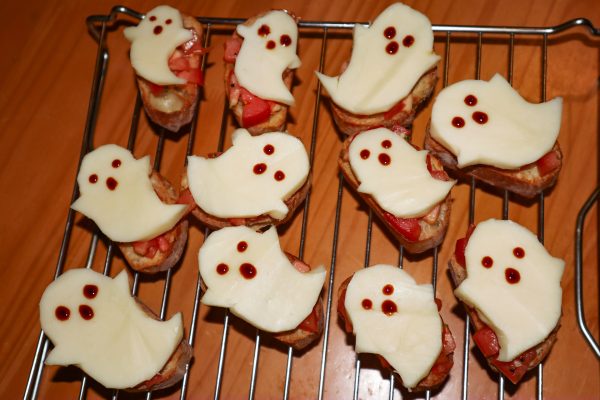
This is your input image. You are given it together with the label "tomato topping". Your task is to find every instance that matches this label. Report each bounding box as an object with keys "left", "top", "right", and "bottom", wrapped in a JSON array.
[
  {"left": 147, "top": 82, "right": 164, "bottom": 96},
  {"left": 435, "top": 298, "right": 442, "bottom": 311},
  {"left": 297, "top": 306, "right": 320, "bottom": 334},
  {"left": 132, "top": 234, "right": 172, "bottom": 258},
  {"left": 536, "top": 151, "right": 560, "bottom": 176},
  {"left": 168, "top": 56, "right": 190, "bottom": 71},
  {"left": 176, "top": 68, "right": 204, "bottom": 85},
  {"left": 240, "top": 88, "right": 271, "bottom": 127},
  {"left": 383, "top": 100, "right": 405, "bottom": 120},
  {"left": 473, "top": 326, "right": 500, "bottom": 358},
  {"left": 491, "top": 348, "right": 538, "bottom": 384},
  {"left": 383, "top": 212, "right": 421, "bottom": 242},
  {"left": 426, "top": 154, "right": 450, "bottom": 181},
  {"left": 224, "top": 36, "right": 243, "bottom": 63},
  {"left": 454, "top": 224, "right": 476, "bottom": 267}
]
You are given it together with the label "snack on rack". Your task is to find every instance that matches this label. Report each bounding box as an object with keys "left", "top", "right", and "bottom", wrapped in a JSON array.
[
  {"left": 316, "top": 2, "right": 439, "bottom": 136},
  {"left": 182, "top": 129, "right": 310, "bottom": 230},
  {"left": 39, "top": 269, "right": 192, "bottom": 391},
  {"left": 71, "top": 144, "right": 189, "bottom": 273},
  {"left": 425, "top": 74, "right": 563, "bottom": 197},
  {"left": 337, "top": 264, "right": 455, "bottom": 391},
  {"left": 339, "top": 127, "right": 455, "bottom": 253},
  {"left": 449, "top": 219, "right": 564, "bottom": 384},
  {"left": 224, "top": 10, "right": 301, "bottom": 135},
  {"left": 198, "top": 226, "right": 326, "bottom": 350},
  {"left": 124, "top": 5, "right": 205, "bottom": 132}
]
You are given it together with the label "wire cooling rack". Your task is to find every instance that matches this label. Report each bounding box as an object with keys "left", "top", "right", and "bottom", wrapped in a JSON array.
[{"left": 22, "top": 6, "right": 600, "bottom": 400}]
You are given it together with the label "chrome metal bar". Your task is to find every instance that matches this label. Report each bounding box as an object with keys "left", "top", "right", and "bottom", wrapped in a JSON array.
[
  {"left": 353, "top": 359, "right": 361, "bottom": 400},
  {"left": 249, "top": 333, "right": 262, "bottom": 400},
  {"left": 388, "top": 375, "right": 395, "bottom": 400},
  {"left": 282, "top": 346, "right": 293, "bottom": 400},
  {"left": 214, "top": 311, "right": 230, "bottom": 400}
]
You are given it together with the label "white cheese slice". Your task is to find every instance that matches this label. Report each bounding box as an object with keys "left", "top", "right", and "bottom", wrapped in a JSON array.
[
  {"left": 39, "top": 269, "right": 183, "bottom": 389},
  {"left": 454, "top": 219, "right": 564, "bottom": 361},
  {"left": 124, "top": 5, "right": 192, "bottom": 85},
  {"left": 199, "top": 226, "right": 326, "bottom": 332},
  {"left": 349, "top": 128, "right": 455, "bottom": 218},
  {"left": 71, "top": 144, "right": 187, "bottom": 243},
  {"left": 187, "top": 129, "right": 309, "bottom": 220},
  {"left": 430, "top": 74, "right": 562, "bottom": 169},
  {"left": 315, "top": 3, "right": 440, "bottom": 115},
  {"left": 345, "top": 264, "right": 442, "bottom": 389},
  {"left": 235, "top": 10, "right": 301, "bottom": 105}
]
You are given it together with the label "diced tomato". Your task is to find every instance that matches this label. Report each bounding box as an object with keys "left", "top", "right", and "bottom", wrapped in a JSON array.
[
  {"left": 181, "top": 31, "right": 208, "bottom": 55},
  {"left": 177, "top": 189, "right": 195, "bottom": 206},
  {"left": 454, "top": 224, "right": 476, "bottom": 267},
  {"left": 168, "top": 56, "right": 190, "bottom": 71},
  {"left": 147, "top": 82, "right": 164, "bottom": 96},
  {"left": 133, "top": 240, "right": 152, "bottom": 256},
  {"left": 146, "top": 244, "right": 158, "bottom": 259},
  {"left": 224, "top": 36, "right": 243, "bottom": 63},
  {"left": 536, "top": 151, "right": 560, "bottom": 176},
  {"left": 491, "top": 348, "right": 537, "bottom": 384},
  {"left": 473, "top": 326, "right": 500, "bottom": 358},
  {"left": 298, "top": 306, "right": 320, "bottom": 334},
  {"left": 227, "top": 218, "right": 247, "bottom": 226},
  {"left": 242, "top": 96, "right": 271, "bottom": 127},
  {"left": 383, "top": 100, "right": 405, "bottom": 120},
  {"left": 176, "top": 68, "right": 204, "bottom": 85},
  {"left": 132, "top": 233, "right": 171, "bottom": 258},
  {"left": 382, "top": 212, "right": 421, "bottom": 242},
  {"left": 426, "top": 154, "right": 450, "bottom": 181},
  {"left": 157, "top": 236, "right": 171, "bottom": 253}
]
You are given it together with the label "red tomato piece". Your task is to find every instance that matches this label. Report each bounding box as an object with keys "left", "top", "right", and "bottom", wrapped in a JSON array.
[
  {"left": 383, "top": 100, "right": 405, "bottom": 120},
  {"left": 242, "top": 95, "right": 271, "bottom": 127},
  {"left": 382, "top": 212, "right": 421, "bottom": 242},
  {"left": 176, "top": 68, "right": 204, "bottom": 85},
  {"left": 133, "top": 240, "right": 151, "bottom": 256},
  {"left": 454, "top": 224, "right": 476, "bottom": 267},
  {"left": 297, "top": 306, "right": 320, "bottom": 334},
  {"left": 536, "top": 151, "right": 560, "bottom": 176},
  {"left": 491, "top": 348, "right": 537, "bottom": 384},
  {"left": 426, "top": 154, "right": 450, "bottom": 181},
  {"left": 224, "top": 36, "right": 243, "bottom": 63},
  {"left": 473, "top": 326, "right": 500, "bottom": 358},
  {"left": 168, "top": 56, "right": 190, "bottom": 71},
  {"left": 157, "top": 235, "right": 171, "bottom": 253},
  {"left": 147, "top": 82, "right": 164, "bottom": 96}
]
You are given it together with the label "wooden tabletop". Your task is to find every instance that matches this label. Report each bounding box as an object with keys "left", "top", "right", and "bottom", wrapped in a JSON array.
[{"left": 1, "top": 0, "right": 599, "bottom": 399}]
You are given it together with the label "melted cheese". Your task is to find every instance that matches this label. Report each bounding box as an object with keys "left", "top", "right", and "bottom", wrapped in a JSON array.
[
  {"left": 39, "top": 269, "right": 183, "bottom": 389},
  {"left": 199, "top": 226, "right": 325, "bottom": 332},
  {"left": 316, "top": 3, "right": 439, "bottom": 115},
  {"left": 348, "top": 128, "right": 454, "bottom": 218},
  {"left": 235, "top": 10, "right": 301, "bottom": 105},
  {"left": 345, "top": 264, "right": 442, "bottom": 388},
  {"left": 71, "top": 144, "right": 187, "bottom": 242},
  {"left": 124, "top": 5, "right": 192, "bottom": 85},
  {"left": 187, "top": 129, "right": 309, "bottom": 220},
  {"left": 430, "top": 74, "right": 562, "bottom": 169},
  {"left": 455, "top": 219, "right": 564, "bottom": 361}
]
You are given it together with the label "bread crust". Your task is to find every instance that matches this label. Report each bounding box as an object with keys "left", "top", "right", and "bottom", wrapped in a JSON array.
[{"left": 424, "top": 125, "right": 562, "bottom": 198}]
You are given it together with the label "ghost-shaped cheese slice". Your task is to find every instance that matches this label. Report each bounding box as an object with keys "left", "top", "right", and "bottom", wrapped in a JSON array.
[
  {"left": 315, "top": 3, "right": 440, "bottom": 115},
  {"left": 454, "top": 219, "right": 564, "bottom": 362},
  {"left": 234, "top": 10, "right": 301, "bottom": 105},
  {"left": 349, "top": 128, "right": 455, "bottom": 218},
  {"left": 71, "top": 144, "right": 187, "bottom": 243},
  {"left": 345, "top": 264, "right": 442, "bottom": 389},
  {"left": 199, "top": 226, "right": 326, "bottom": 332},
  {"left": 39, "top": 269, "right": 183, "bottom": 389},
  {"left": 124, "top": 5, "right": 193, "bottom": 85},
  {"left": 187, "top": 129, "right": 309, "bottom": 220},
  {"left": 430, "top": 74, "right": 563, "bottom": 169}
]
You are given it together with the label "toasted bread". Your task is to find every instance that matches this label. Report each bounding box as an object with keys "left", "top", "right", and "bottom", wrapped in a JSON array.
[{"left": 424, "top": 126, "right": 562, "bottom": 198}]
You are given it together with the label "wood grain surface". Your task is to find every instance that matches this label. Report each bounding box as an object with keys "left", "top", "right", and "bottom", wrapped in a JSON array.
[{"left": 1, "top": 1, "right": 599, "bottom": 399}]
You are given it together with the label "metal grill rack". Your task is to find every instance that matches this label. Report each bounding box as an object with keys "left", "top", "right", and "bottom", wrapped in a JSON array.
[{"left": 22, "top": 6, "right": 600, "bottom": 400}]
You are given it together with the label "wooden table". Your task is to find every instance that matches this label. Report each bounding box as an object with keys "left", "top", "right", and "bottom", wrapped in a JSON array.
[{"left": 1, "top": 1, "right": 598, "bottom": 399}]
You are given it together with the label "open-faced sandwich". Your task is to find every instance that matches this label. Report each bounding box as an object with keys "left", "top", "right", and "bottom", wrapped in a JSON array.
[
  {"left": 224, "top": 10, "right": 300, "bottom": 135},
  {"left": 124, "top": 5, "right": 205, "bottom": 132},
  {"left": 338, "top": 264, "right": 455, "bottom": 391},
  {"left": 316, "top": 2, "right": 440, "bottom": 136},
  {"left": 425, "top": 74, "right": 563, "bottom": 198},
  {"left": 198, "top": 226, "right": 326, "bottom": 350},
  {"left": 71, "top": 144, "right": 189, "bottom": 274},
  {"left": 181, "top": 129, "right": 310, "bottom": 230},
  {"left": 39, "top": 268, "right": 192, "bottom": 391},
  {"left": 449, "top": 219, "right": 565, "bottom": 384},
  {"left": 339, "top": 127, "right": 455, "bottom": 253}
]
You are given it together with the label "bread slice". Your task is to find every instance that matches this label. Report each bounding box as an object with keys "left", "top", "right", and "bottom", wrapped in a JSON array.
[
  {"left": 118, "top": 171, "right": 189, "bottom": 274},
  {"left": 326, "top": 67, "right": 437, "bottom": 136},
  {"left": 339, "top": 129, "right": 452, "bottom": 253},
  {"left": 424, "top": 126, "right": 562, "bottom": 198},
  {"left": 337, "top": 276, "right": 455, "bottom": 391},
  {"left": 136, "top": 14, "right": 204, "bottom": 132}
]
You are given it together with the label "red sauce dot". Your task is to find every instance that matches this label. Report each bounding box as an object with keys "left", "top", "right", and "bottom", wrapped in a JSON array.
[
  {"left": 481, "top": 256, "right": 494, "bottom": 268},
  {"left": 382, "top": 284, "right": 394, "bottom": 295},
  {"left": 378, "top": 153, "right": 391, "bottom": 166},
  {"left": 274, "top": 170, "right": 285, "bottom": 181},
  {"left": 88, "top": 174, "right": 98, "bottom": 184},
  {"left": 83, "top": 284, "right": 98, "bottom": 299},
  {"left": 106, "top": 177, "right": 118, "bottom": 190},
  {"left": 149, "top": 16, "right": 156, "bottom": 22},
  {"left": 280, "top": 34, "right": 292, "bottom": 46},
  {"left": 55, "top": 306, "right": 70, "bottom": 321},
  {"left": 381, "top": 140, "right": 392, "bottom": 149},
  {"left": 386, "top": 41, "right": 399, "bottom": 55},
  {"left": 513, "top": 247, "right": 525, "bottom": 258},
  {"left": 362, "top": 299, "right": 373, "bottom": 310},
  {"left": 153, "top": 26, "right": 163, "bottom": 35},
  {"left": 237, "top": 241, "right": 248, "bottom": 252},
  {"left": 240, "top": 263, "right": 257, "bottom": 279},
  {"left": 165, "top": 19, "right": 172, "bottom": 25},
  {"left": 464, "top": 95, "right": 478, "bottom": 106},
  {"left": 263, "top": 144, "right": 275, "bottom": 155},
  {"left": 381, "top": 300, "right": 398, "bottom": 316},
  {"left": 452, "top": 116, "right": 465, "bottom": 128},
  {"left": 216, "top": 263, "right": 229, "bottom": 275},
  {"left": 266, "top": 40, "right": 276, "bottom": 50},
  {"left": 360, "top": 149, "right": 370, "bottom": 159},
  {"left": 79, "top": 305, "right": 94, "bottom": 320},
  {"left": 472, "top": 111, "right": 489, "bottom": 124},
  {"left": 253, "top": 163, "right": 267, "bottom": 175},
  {"left": 384, "top": 26, "right": 396, "bottom": 39},
  {"left": 111, "top": 159, "right": 121, "bottom": 168},
  {"left": 258, "top": 24, "right": 271, "bottom": 36},
  {"left": 402, "top": 35, "right": 415, "bottom": 47},
  {"left": 505, "top": 268, "right": 521, "bottom": 284}
]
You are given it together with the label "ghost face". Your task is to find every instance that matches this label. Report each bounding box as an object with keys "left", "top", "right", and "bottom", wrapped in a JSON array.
[
  {"left": 455, "top": 219, "right": 564, "bottom": 361},
  {"left": 199, "top": 226, "right": 325, "bottom": 333}
]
